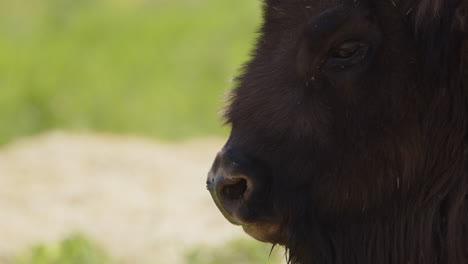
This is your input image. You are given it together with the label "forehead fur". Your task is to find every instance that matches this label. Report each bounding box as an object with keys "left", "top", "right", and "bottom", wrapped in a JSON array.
[
  {"left": 262, "top": 0, "right": 465, "bottom": 31},
  {"left": 260, "top": 0, "right": 465, "bottom": 73}
]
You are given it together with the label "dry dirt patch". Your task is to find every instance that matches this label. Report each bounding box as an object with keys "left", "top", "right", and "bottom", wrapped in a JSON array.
[{"left": 0, "top": 131, "right": 252, "bottom": 264}]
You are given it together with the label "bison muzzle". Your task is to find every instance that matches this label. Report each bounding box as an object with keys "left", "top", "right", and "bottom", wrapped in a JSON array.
[{"left": 207, "top": 0, "right": 468, "bottom": 263}]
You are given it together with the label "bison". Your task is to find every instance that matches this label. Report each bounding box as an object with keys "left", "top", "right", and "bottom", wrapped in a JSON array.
[{"left": 207, "top": 0, "right": 467, "bottom": 263}]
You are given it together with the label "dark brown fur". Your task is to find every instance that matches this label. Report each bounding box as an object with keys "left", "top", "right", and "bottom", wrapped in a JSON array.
[{"left": 220, "top": 0, "right": 468, "bottom": 263}]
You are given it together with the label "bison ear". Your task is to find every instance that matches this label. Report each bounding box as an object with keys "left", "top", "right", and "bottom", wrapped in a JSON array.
[
  {"left": 414, "top": 0, "right": 466, "bottom": 35},
  {"left": 454, "top": 1, "right": 467, "bottom": 37}
]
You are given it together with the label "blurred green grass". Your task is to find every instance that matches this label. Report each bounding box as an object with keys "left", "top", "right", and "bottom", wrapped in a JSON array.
[
  {"left": 186, "top": 237, "right": 283, "bottom": 264},
  {"left": 12, "top": 234, "right": 112, "bottom": 264},
  {"left": 0, "top": 0, "right": 261, "bottom": 144},
  {"left": 12, "top": 234, "right": 283, "bottom": 264}
]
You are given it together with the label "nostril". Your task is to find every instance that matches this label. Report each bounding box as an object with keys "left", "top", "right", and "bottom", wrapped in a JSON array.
[{"left": 221, "top": 178, "right": 248, "bottom": 201}]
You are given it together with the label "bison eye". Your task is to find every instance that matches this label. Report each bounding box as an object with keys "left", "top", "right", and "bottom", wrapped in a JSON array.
[{"left": 327, "top": 41, "right": 369, "bottom": 69}]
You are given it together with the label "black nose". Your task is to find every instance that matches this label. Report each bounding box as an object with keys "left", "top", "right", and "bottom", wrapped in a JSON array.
[
  {"left": 210, "top": 172, "right": 249, "bottom": 201},
  {"left": 207, "top": 149, "right": 265, "bottom": 225}
]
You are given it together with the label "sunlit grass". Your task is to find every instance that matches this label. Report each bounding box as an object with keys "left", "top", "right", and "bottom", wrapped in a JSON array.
[
  {"left": 0, "top": 0, "right": 261, "bottom": 144},
  {"left": 12, "top": 234, "right": 112, "bottom": 264},
  {"left": 12, "top": 234, "right": 283, "bottom": 264},
  {"left": 186, "top": 238, "right": 284, "bottom": 264}
]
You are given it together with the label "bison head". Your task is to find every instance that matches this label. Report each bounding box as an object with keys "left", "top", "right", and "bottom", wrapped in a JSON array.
[{"left": 207, "top": 0, "right": 467, "bottom": 263}]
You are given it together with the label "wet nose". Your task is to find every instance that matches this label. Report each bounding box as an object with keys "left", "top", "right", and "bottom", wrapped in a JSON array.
[{"left": 206, "top": 149, "right": 264, "bottom": 225}]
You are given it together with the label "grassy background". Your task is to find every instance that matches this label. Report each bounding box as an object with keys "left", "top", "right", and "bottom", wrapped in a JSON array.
[
  {"left": 12, "top": 234, "right": 112, "bottom": 264},
  {"left": 0, "top": 0, "right": 278, "bottom": 263},
  {"left": 12, "top": 234, "right": 282, "bottom": 264},
  {"left": 0, "top": 0, "right": 261, "bottom": 144}
]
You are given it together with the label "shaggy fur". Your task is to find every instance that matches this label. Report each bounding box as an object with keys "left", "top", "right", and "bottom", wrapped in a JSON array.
[{"left": 218, "top": 0, "right": 468, "bottom": 263}]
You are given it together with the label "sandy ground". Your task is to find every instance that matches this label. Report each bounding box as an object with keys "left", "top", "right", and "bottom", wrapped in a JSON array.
[{"left": 0, "top": 131, "right": 266, "bottom": 264}]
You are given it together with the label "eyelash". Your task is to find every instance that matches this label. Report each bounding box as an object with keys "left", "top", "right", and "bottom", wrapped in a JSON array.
[{"left": 325, "top": 41, "right": 370, "bottom": 70}]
